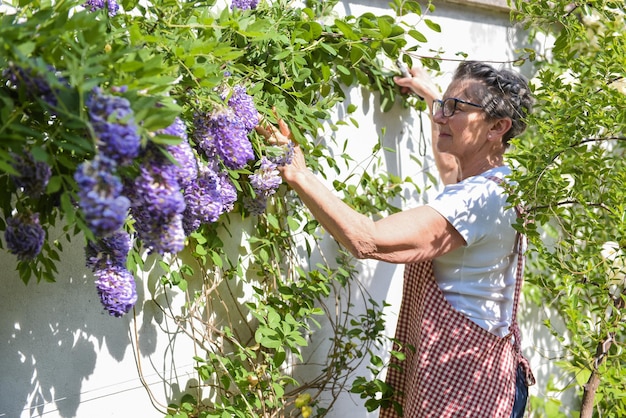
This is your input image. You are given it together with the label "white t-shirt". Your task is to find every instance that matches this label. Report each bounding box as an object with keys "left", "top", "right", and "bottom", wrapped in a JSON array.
[{"left": 426, "top": 166, "right": 520, "bottom": 337}]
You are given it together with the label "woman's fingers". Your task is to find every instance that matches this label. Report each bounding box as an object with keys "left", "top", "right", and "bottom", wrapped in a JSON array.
[
  {"left": 255, "top": 123, "right": 290, "bottom": 145},
  {"left": 277, "top": 117, "right": 291, "bottom": 138},
  {"left": 256, "top": 108, "right": 294, "bottom": 146},
  {"left": 255, "top": 124, "right": 273, "bottom": 141},
  {"left": 272, "top": 106, "right": 293, "bottom": 139}
]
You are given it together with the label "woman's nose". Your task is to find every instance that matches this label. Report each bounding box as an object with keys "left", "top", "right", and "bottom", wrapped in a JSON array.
[{"left": 432, "top": 109, "right": 447, "bottom": 124}]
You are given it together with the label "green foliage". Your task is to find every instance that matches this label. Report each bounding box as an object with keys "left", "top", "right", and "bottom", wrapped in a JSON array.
[
  {"left": 509, "top": 1, "right": 626, "bottom": 416},
  {"left": 0, "top": 0, "right": 439, "bottom": 416}
]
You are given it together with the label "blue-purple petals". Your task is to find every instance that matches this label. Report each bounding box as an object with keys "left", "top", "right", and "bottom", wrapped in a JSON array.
[
  {"left": 74, "top": 155, "right": 130, "bottom": 237},
  {"left": 226, "top": 85, "right": 260, "bottom": 132},
  {"left": 231, "top": 0, "right": 259, "bottom": 10},
  {"left": 158, "top": 117, "right": 199, "bottom": 188},
  {"left": 87, "top": 87, "right": 140, "bottom": 166},
  {"left": 5, "top": 212, "right": 46, "bottom": 261},
  {"left": 250, "top": 157, "right": 281, "bottom": 196},
  {"left": 86, "top": 230, "right": 131, "bottom": 271},
  {"left": 195, "top": 107, "right": 255, "bottom": 170},
  {"left": 10, "top": 151, "right": 52, "bottom": 198},
  {"left": 128, "top": 142, "right": 187, "bottom": 255},
  {"left": 94, "top": 265, "right": 137, "bottom": 317},
  {"left": 84, "top": 0, "right": 120, "bottom": 16}
]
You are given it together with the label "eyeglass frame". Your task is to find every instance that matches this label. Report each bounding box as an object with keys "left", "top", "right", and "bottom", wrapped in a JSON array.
[{"left": 432, "top": 97, "right": 483, "bottom": 118}]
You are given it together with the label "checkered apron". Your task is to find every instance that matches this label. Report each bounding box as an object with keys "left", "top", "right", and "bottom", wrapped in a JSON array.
[{"left": 380, "top": 180, "right": 534, "bottom": 418}]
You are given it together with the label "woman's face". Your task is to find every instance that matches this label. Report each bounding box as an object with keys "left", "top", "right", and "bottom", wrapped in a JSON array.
[{"left": 433, "top": 79, "right": 495, "bottom": 159}]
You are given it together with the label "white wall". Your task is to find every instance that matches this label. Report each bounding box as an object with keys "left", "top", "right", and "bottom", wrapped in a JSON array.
[{"left": 0, "top": 1, "right": 572, "bottom": 417}]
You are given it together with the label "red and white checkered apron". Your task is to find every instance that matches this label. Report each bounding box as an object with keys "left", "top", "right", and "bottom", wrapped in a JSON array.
[{"left": 380, "top": 180, "right": 534, "bottom": 418}]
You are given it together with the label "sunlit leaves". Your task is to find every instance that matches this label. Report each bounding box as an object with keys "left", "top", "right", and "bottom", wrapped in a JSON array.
[{"left": 510, "top": 1, "right": 626, "bottom": 415}]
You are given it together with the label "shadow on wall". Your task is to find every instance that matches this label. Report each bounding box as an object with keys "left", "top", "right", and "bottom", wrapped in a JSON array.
[
  {"left": 0, "top": 241, "right": 135, "bottom": 418},
  {"left": 0, "top": 213, "right": 275, "bottom": 418}
]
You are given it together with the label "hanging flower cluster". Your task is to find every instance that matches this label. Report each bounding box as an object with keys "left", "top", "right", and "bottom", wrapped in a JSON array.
[
  {"left": 10, "top": 151, "right": 52, "bottom": 198},
  {"left": 75, "top": 155, "right": 130, "bottom": 237},
  {"left": 77, "top": 87, "right": 139, "bottom": 315},
  {"left": 245, "top": 157, "right": 282, "bottom": 215},
  {"left": 86, "top": 230, "right": 137, "bottom": 317},
  {"left": 94, "top": 265, "right": 137, "bottom": 317},
  {"left": 191, "top": 84, "right": 262, "bottom": 218},
  {"left": 2, "top": 62, "right": 56, "bottom": 262},
  {"left": 4, "top": 150, "right": 51, "bottom": 261},
  {"left": 84, "top": 0, "right": 120, "bottom": 16},
  {"left": 2, "top": 63, "right": 64, "bottom": 108},
  {"left": 4, "top": 213, "right": 46, "bottom": 261},
  {"left": 128, "top": 121, "right": 190, "bottom": 255},
  {"left": 226, "top": 85, "right": 261, "bottom": 131},
  {"left": 231, "top": 0, "right": 259, "bottom": 11},
  {"left": 245, "top": 141, "right": 294, "bottom": 214},
  {"left": 87, "top": 87, "right": 141, "bottom": 166},
  {"left": 182, "top": 165, "right": 237, "bottom": 234},
  {"left": 194, "top": 107, "right": 255, "bottom": 170}
]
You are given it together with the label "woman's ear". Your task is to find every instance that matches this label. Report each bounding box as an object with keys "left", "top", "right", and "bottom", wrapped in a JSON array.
[{"left": 488, "top": 117, "right": 512, "bottom": 142}]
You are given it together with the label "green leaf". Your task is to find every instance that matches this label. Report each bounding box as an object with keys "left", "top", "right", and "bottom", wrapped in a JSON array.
[
  {"left": 336, "top": 64, "right": 351, "bottom": 76},
  {"left": 273, "top": 350, "right": 286, "bottom": 367},
  {"left": 408, "top": 29, "right": 427, "bottom": 43},
  {"left": 334, "top": 19, "right": 360, "bottom": 41},
  {"left": 377, "top": 17, "right": 392, "bottom": 38},
  {"left": 424, "top": 19, "right": 441, "bottom": 33}
]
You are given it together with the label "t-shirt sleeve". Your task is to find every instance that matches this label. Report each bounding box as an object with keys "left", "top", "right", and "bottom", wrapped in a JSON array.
[{"left": 427, "top": 180, "right": 504, "bottom": 246}]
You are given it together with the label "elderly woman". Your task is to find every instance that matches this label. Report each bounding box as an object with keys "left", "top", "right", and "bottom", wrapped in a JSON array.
[{"left": 259, "top": 61, "right": 534, "bottom": 418}]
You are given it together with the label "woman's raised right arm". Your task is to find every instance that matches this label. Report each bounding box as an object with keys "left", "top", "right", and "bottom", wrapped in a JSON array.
[{"left": 394, "top": 67, "right": 459, "bottom": 184}]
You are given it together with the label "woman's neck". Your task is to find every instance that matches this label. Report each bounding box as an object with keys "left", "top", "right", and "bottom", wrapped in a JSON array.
[{"left": 458, "top": 155, "right": 504, "bottom": 181}]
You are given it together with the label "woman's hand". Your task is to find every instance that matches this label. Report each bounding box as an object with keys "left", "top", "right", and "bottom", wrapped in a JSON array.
[
  {"left": 255, "top": 116, "right": 307, "bottom": 185},
  {"left": 394, "top": 66, "right": 459, "bottom": 183},
  {"left": 393, "top": 66, "right": 440, "bottom": 106}
]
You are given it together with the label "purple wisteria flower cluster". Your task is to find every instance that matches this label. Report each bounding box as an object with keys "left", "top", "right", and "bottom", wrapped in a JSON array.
[
  {"left": 182, "top": 164, "right": 237, "bottom": 234},
  {"left": 4, "top": 212, "right": 46, "bottom": 261},
  {"left": 75, "top": 155, "right": 130, "bottom": 237},
  {"left": 86, "top": 230, "right": 137, "bottom": 317},
  {"left": 84, "top": 0, "right": 120, "bottom": 16},
  {"left": 4, "top": 150, "right": 52, "bottom": 260},
  {"left": 226, "top": 85, "right": 260, "bottom": 131},
  {"left": 189, "top": 84, "right": 262, "bottom": 218},
  {"left": 124, "top": 116, "right": 204, "bottom": 254},
  {"left": 244, "top": 140, "right": 294, "bottom": 215},
  {"left": 245, "top": 157, "right": 282, "bottom": 215},
  {"left": 3, "top": 63, "right": 64, "bottom": 108},
  {"left": 73, "top": 86, "right": 141, "bottom": 315},
  {"left": 94, "top": 265, "right": 137, "bottom": 317},
  {"left": 128, "top": 146, "right": 187, "bottom": 255},
  {"left": 195, "top": 85, "right": 259, "bottom": 170},
  {"left": 86, "top": 87, "right": 141, "bottom": 166},
  {"left": 195, "top": 107, "right": 255, "bottom": 170},
  {"left": 10, "top": 150, "right": 52, "bottom": 198},
  {"left": 231, "top": 0, "right": 259, "bottom": 11}
]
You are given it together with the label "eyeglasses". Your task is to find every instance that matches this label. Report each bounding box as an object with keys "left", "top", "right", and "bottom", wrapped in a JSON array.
[{"left": 432, "top": 98, "right": 483, "bottom": 117}]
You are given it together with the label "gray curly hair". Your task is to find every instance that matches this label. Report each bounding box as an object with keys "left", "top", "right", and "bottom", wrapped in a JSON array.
[{"left": 453, "top": 61, "right": 533, "bottom": 146}]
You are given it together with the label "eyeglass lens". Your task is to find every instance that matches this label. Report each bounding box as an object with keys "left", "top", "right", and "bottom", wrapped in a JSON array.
[{"left": 432, "top": 99, "right": 455, "bottom": 117}]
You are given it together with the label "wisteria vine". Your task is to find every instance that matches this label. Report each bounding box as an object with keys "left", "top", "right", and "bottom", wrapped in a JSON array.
[{"left": 2, "top": 66, "right": 290, "bottom": 316}]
